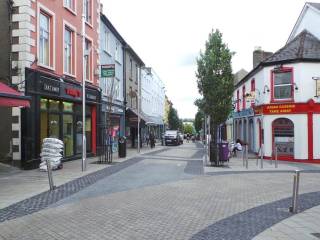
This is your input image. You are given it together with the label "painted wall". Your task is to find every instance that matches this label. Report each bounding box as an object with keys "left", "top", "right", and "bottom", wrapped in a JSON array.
[
  {"left": 313, "top": 114, "right": 320, "bottom": 159},
  {"left": 263, "top": 114, "right": 308, "bottom": 160},
  {"left": 99, "top": 18, "right": 124, "bottom": 102}
]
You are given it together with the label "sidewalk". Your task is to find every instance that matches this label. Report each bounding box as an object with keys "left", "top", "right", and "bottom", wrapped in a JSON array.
[
  {"left": 253, "top": 204, "right": 320, "bottom": 240},
  {"left": 0, "top": 143, "right": 164, "bottom": 209},
  {"left": 203, "top": 153, "right": 320, "bottom": 174}
]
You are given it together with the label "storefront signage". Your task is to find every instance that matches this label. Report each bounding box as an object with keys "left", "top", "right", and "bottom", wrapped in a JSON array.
[
  {"left": 254, "top": 100, "right": 320, "bottom": 115},
  {"left": 316, "top": 79, "right": 320, "bottom": 97},
  {"left": 101, "top": 64, "right": 115, "bottom": 78},
  {"left": 265, "top": 104, "right": 295, "bottom": 114},
  {"left": 65, "top": 88, "right": 81, "bottom": 98},
  {"left": 41, "top": 77, "right": 60, "bottom": 94},
  {"left": 245, "top": 91, "right": 255, "bottom": 102},
  {"left": 86, "top": 93, "right": 97, "bottom": 101}
]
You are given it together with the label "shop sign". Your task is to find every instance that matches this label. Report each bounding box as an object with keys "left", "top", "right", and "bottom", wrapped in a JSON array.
[
  {"left": 86, "top": 93, "right": 97, "bottom": 101},
  {"left": 41, "top": 77, "right": 60, "bottom": 94},
  {"left": 101, "top": 64, "right": 115, "bottom": 78},
  {"left": 65, "top": 88, "right": 81, "bottom": 98},
  {"left": 264, "top": 104, "right": 296, "bottom": 114},
  {"left": 315, "top": 78, "right": 320, "bottom": 97},
  {"left": 245, "top": 91, "right": 255, "bottom": 102}
]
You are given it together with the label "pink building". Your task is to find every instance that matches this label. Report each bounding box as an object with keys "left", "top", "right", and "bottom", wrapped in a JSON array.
[{"left": 8, "top": 0, "right": 100, "bottom": 168}]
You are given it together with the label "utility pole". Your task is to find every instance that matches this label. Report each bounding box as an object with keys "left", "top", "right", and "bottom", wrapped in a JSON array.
[{"left": 82, "top": 0, "right": 86, "bottom": 171}]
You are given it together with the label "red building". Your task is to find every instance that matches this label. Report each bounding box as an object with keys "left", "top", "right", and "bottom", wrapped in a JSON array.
[{"left": 8, "top": 0, "right": 100, "bottom": 168}]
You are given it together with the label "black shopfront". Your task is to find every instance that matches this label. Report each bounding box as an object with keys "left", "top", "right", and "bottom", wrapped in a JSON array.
[{"left": 22, "top": 68, "right": 100, "bottom": 169}]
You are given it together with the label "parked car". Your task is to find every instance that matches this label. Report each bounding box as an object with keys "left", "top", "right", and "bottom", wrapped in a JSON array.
[{"left": 164, "top": 130, "right": 180, "bottom": 146}]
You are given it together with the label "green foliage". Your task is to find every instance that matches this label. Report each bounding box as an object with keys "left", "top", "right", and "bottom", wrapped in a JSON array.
[
  {"left": 194, "top": 110, "right": 204, "bottom": 133},
  {"left": 183, "top": 123, "right": 194, "bottom": 135},
  {"left": 168, "top": 106, "right": 180, "bottom": 130},
  {"left": 196, "top": 29, "right": 234, "bottom": 127}
]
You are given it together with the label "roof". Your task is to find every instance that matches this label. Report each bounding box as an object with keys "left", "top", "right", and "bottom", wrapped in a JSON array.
[
  {"left": 235, "top": 30, "right": 320, "bottom": 88},
  {"left": 264, "top": 30, "right": 320, "bottom": 63},
  {"left": 125, "top": 44, "right": 145, "bottom": 66},
  {"left": 100, "top": 13, "right": 126, "bottom": 45},
  {"left": 308, "top": 2, "right": 320, "bottom": 10}
]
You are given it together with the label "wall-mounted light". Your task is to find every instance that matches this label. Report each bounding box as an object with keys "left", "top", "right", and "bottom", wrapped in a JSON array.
[
  {"left": 293, "top": 82, "right": 298, "bottom": 90},
  {"left": 263, "top": 85, "right": 270, "bottom": 94}
]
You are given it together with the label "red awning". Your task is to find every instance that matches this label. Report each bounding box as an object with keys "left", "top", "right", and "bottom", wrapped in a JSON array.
[{"left": 0, "top": 82, "right": 30, "bottom": 107}]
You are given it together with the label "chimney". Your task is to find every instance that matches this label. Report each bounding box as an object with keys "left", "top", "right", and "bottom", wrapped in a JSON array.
[
  {"left": 100, "top": 3, "right": 103, "bottom": 13},
  {"left": 253, "top": 46, "right": 273, "bottom": 68}
]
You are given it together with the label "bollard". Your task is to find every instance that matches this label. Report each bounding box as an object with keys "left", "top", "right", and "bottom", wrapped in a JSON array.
[
  {"left": 260, "top": 144, "right": 264, "bottom": 169},
  {"left": 245, "top": 145, "right": 248, "bottom": 169},
  {"left": 46, "top": 159, "right": 55, "bottom": 191},
  {"left": 256, "top": 147, "right": 260, "bottom": 166},
  {"left": 290, "top": 170, "right": 300, "bottom": 213},
  {"left": 242, "top": 145, "right": 245, "bottom": 167},
  {"left": 275, "top": 146, "right": 278, "bottom": 168}
]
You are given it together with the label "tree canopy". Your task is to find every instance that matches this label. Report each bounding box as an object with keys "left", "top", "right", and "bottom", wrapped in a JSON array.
[
  {"left": 168, "top": 106, "right": 180, "bottom": 130},
  {"left": 183, "top": 123, "right": 194, "bottom": 135},
  {"left": 196, "top": 29, "right": 234, "bottom": 135},
  {"left": 194, "top": 110, "right": 204, "bottom": 133}
]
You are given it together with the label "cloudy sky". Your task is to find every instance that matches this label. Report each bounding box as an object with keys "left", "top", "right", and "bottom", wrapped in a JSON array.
[{"left": 101, "top": 0, "right": 309, "bottom": 118}]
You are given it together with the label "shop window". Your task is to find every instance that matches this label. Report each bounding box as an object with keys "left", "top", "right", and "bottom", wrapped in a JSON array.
[
  {"left": 63, "top": 114, "right": 73, "bottom": 157},
  {"left": 272, "top": 118, "right": 294, "bottom": 157},
  {"left": 272, "top": 69, "right": 293, "bottom": 101},
  {"left": 49, "top": 100, "right": 60, "bottom": 111}
]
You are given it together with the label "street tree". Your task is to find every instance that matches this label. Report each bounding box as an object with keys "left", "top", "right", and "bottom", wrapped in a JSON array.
[
  {"left": 196, "top": 29, "right": 234, "bottom": 163},
  {"left": 183, "top": 123, "right": 194, "bottom": 135},
  {"left": 168, "top": 106, "right": 180, "bottom": 130},
  {"left": 194, "top": 110, "right": 204, "bottom": 133}
]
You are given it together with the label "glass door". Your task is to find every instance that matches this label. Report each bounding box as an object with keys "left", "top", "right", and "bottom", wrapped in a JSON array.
[
  {"left": 63, "top": 114, "right": 74, "bottom": 157},
  {"left": 48, "top": 114, "right": 60, "bottom": 138},
  {"left": 75, "top": 115, "right": 83, "bottom": 154}
]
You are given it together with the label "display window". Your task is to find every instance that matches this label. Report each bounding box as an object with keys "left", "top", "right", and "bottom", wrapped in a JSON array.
[{"left": 40, "top": 98, "right": 92, "bottom": 158}]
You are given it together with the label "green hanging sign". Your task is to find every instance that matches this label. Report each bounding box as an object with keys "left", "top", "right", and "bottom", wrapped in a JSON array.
[{"left": 101, "top": 64, "right": 115, "bottom": 78}]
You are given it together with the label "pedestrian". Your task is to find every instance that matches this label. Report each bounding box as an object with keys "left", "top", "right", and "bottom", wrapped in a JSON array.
[
  {"left": 149, "top": 132, "right": 155, "bottom": 148},
  {"left": 146, "top": 134, "right": 149, "bottom": 146},
  {"left": 232, "top": 139, "right": 242, "bottom": 156}
]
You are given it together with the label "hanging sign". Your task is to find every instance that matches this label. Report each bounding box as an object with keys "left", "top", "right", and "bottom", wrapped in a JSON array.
[
  {"left": 245, "top": 91, "right": 255, "bottom": 102},
  {"left": 101, "top": 64, "right": 115, "bottom": 78}
]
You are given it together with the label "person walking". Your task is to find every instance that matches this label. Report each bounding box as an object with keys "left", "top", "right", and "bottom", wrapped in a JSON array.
[{"left": 149, "top": 132, "right": 155, "bottom": 148}]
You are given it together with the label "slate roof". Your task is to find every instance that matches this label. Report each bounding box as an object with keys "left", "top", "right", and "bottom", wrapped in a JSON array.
[
  {"left": 308, "top": 2, "right": 320, "bottom": 11},
  {"left": 264, "top": 30, "right": 320, "bottom": 63},
  {"left": 235, "top": 30, "right": 320, "bottom": 87}
]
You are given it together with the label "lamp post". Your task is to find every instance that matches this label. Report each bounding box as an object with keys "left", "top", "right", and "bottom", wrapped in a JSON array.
[{"left": 82, "top": 0, "right": 86, "bottom": 171}]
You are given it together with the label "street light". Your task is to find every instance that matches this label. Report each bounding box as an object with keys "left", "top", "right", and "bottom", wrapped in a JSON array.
[{"left": 82, "top": 0, "right": 86, "bottom": 171}]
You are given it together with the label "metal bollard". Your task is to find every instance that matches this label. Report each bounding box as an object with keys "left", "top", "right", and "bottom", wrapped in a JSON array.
[
  {"left": 275, "top": 146, "right": 278, "bottom": 168},
  {"left": 256, "top": 147, "right": 260, "bottom": 166},
  {"left": 245, "top": 145, "right": 248, "bottom": 169},
  {"left": 46, "top": 159, "right": 55, "bottom": 191},
  {"left": 242, "top": 146, "right": 245, "bottom": 167},
  {"left": 290, "top": 170, "right": 300, "bottom": 213},
  {"left": 260, "top": 144, "right": 264, "bottom": 169}
]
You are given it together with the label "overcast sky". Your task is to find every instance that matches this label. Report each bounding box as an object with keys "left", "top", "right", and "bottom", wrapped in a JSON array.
[{"left": 101, "top": 0, "right": 310, "bottom": 119}]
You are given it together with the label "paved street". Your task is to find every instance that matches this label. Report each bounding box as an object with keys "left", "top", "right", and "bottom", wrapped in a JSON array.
[{"left": 1, "top": 142, "right": 320, "bottom": 240}]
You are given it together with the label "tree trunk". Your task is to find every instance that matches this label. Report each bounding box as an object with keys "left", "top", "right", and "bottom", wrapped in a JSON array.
[{"left": 209, "top": 116, "right": 219, "bottom": 165}]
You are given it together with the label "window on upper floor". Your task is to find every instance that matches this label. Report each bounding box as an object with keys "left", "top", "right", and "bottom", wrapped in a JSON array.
[
  {"left": 135, "top": 64, "right": 138, "bottom": 83},
  {"left": 64, "top": 27, "right": 74, "bottom": 75},
  {"left": 84, "top": 38, "right": 92, "bottom": 81},
  {"left": 242, "top": 85, "right": 246, "bottom": 109},
  {"left": 251, "top": 79, "right": 255, "bottom": 107},
  {"left": 39, "top": 11, "right": 51, "bottom": 67},
  {"left": 64, "top": 0, "right": 75, "bottom": 13},
  {"left": 272, "top": 69, "right": 293, "bottom": 101},
  {"left": 130, "top": 58, "right": 133, "bottom": 80},
  {"left": 115, "top": 42, "right": 120, "bottom": 63},
  {"left": 84, "top": 0, "right": 92, "bottom": 24},
  {"left": 104, "top": 31, "right": 110, "bottom": 54}
]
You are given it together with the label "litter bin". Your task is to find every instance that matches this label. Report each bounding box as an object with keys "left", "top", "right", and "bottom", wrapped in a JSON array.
[
  {"left": 118, "top": 137, "right": 126, "bottom": 158},
  {"left": 218, "top": 142, "right": 229, "bottom": 162}
]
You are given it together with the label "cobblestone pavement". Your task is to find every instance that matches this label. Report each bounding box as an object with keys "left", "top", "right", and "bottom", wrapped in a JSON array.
[
  {"left": 0, "top": 142, "right": 320, "bottom": 240},
  {"left": 253, "top": 204, "right": 320, "bottom": 240}
]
